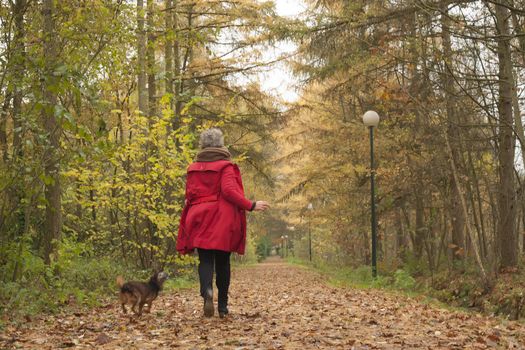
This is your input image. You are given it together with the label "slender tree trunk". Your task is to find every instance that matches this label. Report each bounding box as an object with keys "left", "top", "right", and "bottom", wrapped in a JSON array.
[
  {"left": 175, "top": 5, "right": 194, "bottom": 128},
  {"left": 0, "top": 94, "right": 10, "bottom": 162},
  {"left": 511, "top": 84, "right": 524, "bottom": 168},
  {"left": 414, "top": 192, "right": 425, "bottom": 258},
  {"left": 172, "top": 0, "right": 181, "bottom": 131},
  {"left": 440, "top": 6, "right": 466, "bottom": 259},
  {"left": 494, "top": 0, "right": 518, "bottom": 269},
  {"left": 147, "top": 0, "right": 157, "bottom": 118},
  {"left": 11, "top": 0, "right": 26, "bottom": 158},
  {"left": 510, "top": 11, "right": 525, "bottom": 255},
  {"left": 466, "top": 149, "right": 488, "bottom": 260},
  {"left": 522, "top": 199, "right": 525, "bottom": 253},
  {"left": 396, "top": 206, "right": 407, "bottom": 258},
  {"left": 42, "top": 0, "right": 61, "bottom": 264},
  {"left": 406, "top": 12, "right": 426, "bottom": 259},
  {"left": 165, "top": 0, "right": 173, "bottom": 102},
  {"left": 10, "top": 0, "right": 27, "bottom": 241},
  {"left": 137, "top": 0, "right": 147, "bottom": 115},
  {"left": 445, "top": 133, "right": 489, "bottom": 283}
]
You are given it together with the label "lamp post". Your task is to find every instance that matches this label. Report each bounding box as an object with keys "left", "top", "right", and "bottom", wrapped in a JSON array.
[
  {"left": 307, "top": 202, "right": 313, "bottom": 262},
  {"left": 287, "top": 226, "right": 295, "bottom": 257},
  {"left": 280, "top": 235, "right": 289, "bottom": 258},
  {"left": 285, "top": 235, "right": 289, "bottom": 257},
  {"left": 363, "top": 110, "right": 380, "bottom": 278},
  {"left": 280, "top": 235, "right": 284, "bottom": 258}
]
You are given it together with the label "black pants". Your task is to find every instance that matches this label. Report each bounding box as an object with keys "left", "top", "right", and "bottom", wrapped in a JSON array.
[{"left": 197, "top": 248, "right": 231, "bottom": 311}]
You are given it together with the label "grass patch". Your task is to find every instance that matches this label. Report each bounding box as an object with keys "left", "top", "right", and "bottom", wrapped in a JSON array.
[
  {"left": 286, "top": 257, "right": 525, "bottom": 321},
  {"left": 164, "top": 276, "right": 196, "bottom": 291},
  {"left": 287, "top": 257, "right": 387, "bottom": 289},
  {"left": 286, "top": 257, "right": 471, "bottom": 313}
]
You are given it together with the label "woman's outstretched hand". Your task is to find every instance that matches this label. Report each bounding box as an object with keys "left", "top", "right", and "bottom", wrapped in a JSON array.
[{"left": 253, "top": 201, "right": 270, "bottom": 211}]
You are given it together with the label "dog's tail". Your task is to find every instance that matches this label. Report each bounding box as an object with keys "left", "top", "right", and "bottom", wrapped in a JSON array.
[{"left": 116, "top": 276, "right": 125, "bottom": 288}]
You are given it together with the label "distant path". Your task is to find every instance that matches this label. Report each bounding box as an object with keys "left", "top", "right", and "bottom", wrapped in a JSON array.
[{"left": 3, "top": 258, "right": 525, "bottom": 349}]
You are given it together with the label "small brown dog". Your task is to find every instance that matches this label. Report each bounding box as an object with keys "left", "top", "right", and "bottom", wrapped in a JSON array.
[{"left": 116, "top": 271, "right": 168, "bottom": 316}]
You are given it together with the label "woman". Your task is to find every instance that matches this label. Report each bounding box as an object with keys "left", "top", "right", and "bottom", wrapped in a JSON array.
[{"left": 176, "top": 128, "right": 269, "bottom": 318}]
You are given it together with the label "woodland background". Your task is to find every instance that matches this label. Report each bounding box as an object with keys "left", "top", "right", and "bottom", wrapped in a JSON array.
[{"left": 1, "top": 0, "right": 525, "bottom": 325}]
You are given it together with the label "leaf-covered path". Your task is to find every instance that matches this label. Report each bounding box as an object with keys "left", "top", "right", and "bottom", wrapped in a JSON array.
[{"left": 3, "top": 258, "right": 525, "bottom": 349}]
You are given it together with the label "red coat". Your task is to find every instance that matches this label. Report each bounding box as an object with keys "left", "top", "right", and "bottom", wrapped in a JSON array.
[{"left": 176, "top": 160, "right": 253, "bottom": 255}]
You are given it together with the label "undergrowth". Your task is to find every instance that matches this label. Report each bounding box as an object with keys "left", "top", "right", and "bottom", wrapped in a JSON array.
[
  {"left": 0, "top": 239, "right": 198, "bottom": 329},
  {"left": 287, "top": 257, "right": 525, "bottom": 321},
  {"left": 0, "top": 235, "right": 260, "bottom": 329}
]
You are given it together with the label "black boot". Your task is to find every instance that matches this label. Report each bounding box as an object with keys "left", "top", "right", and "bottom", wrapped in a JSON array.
[
  {"left": 218, "top": 306, "right": 229, "bottom": 318},
  {"left": 218, "top": 298, "right": 228, "bottom": 318},
  {"left": 203, "top": 287, "right": 214, "bottom": 317}
]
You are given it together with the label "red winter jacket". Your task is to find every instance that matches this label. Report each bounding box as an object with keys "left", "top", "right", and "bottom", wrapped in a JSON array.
[{"left": 176, "top": 160, "right": 253, "bottom": 255}]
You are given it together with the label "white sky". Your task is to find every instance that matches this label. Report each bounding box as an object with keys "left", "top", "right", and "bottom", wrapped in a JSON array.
[
  {"left": 214, "top": 1, "right": 306, "bottom": 103},
  {"left": 257, "top": 0, "right": 307, "bottom": 103},
  {"left": 274, "top": 0, "right": 307, "bottom": 17}
]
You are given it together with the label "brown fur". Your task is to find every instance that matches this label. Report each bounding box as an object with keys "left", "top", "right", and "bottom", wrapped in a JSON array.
[{"left": 116, "top": 271, "right": 168, "bottom": 316}]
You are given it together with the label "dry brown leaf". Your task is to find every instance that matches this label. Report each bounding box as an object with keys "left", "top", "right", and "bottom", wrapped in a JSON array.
[{"left": 2, "top": 259, "right": 525, "bottom": 349}]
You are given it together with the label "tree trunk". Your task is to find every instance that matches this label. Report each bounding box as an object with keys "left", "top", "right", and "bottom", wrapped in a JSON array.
[
  {"left": 395, "top": 207, "right": 406, "bottom": 257},
  {"left": 42, "top": 0, "right": 61, "bottom": 264},
  {"left": 510, "top": 11, "right": 525, "bottom": 256},
  {"left": 172, "top": 0, "right": 181, "bottom": 131},
  {"left": 0, "top": 94, "right": 10, "bottom": 162},
  {"left": 10, "top": 0, "right": 27, "bottom": 241},
  {"left": 147, "top": 0, "right": 157, "bottom": 118},
  {"left": 494, "top": 0, "right": 517, "bottom": 269},
  {"left": 406, "top": 12, "right": 426, "bottom": 260},
  {"left": 165, "top": 0, "right": 173, "bottom": 101},
  {"left": 444, "top": 132, "right": 489, "bottom": 283},
  {"left": 440, "top": 5, "right": 465, "bottom": 259},
  {"left": 176, "top": 5, "right": 195, "bottom": 129},
  {"left": 11, "top": 0, "right": 26, "bottom": 158},
  {"left": 414, "top": 191, "right": 425, "bottom": 258},
  {"left": 466, "top": 149, "right": 488, "bottom": 261},
  {"left": 137, "top": 0, "right": 147, "bottom": 115},
  {"left": 522, "top": 199, "right": 525, "bottom": 253}
]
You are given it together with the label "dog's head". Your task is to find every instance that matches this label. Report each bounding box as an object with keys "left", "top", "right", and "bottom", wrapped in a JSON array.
[
  {"left": 151, "top": 271, "right": 169, "bottom": 288},
  {"left": 157, "top": 271, "right": 168, "bottom": 283}
]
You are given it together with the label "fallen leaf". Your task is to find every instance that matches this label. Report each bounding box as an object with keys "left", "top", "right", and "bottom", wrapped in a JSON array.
[{"left": 95, "top": 333, "right": 112, "bottom": 345}]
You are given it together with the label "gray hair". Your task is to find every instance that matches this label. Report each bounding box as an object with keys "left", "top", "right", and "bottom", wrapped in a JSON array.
[{"left": 199, "top": 127, "right": 224, "bottom": 148}]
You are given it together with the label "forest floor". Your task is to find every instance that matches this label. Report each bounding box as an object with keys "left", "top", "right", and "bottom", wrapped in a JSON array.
[{"left": 1, "top": 257, "right": 525, "bottom": 349}]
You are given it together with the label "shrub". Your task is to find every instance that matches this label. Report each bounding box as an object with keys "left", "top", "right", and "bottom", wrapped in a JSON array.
[
  {"left": 0, "top": 232, "right": 201, "bottom": 328},
  {"left": 394, "top": 269, "right": 416, "bottom": 290}
]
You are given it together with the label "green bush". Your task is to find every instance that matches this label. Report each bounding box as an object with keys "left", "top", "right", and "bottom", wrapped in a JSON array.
[
  {"left": 255, "top": 235, "right": 272, "bottom": 262},
  {"left": 232, "top": 234, "right": 258, "bottom": 265},
  {"left": 393, "top": 269, "right": 416, "bottom": 290},
  {"left": 0, "top": 238, "right": 135, "bottom": 327},
  {"left": 352, "top": 266, "right": 374, "bottom": 283},
  {"left": 402, "top": 251, "right": 426, "bottom": 276}
]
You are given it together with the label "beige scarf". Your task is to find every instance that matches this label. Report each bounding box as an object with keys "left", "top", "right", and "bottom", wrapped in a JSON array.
[{"left": 196, "top": 147, "right": 232, "bottom": 162}]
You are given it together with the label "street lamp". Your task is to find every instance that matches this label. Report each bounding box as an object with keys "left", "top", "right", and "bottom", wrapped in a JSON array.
[
  {"left": 281, "top": 235, "right": 289, "bottom": 258},
  {"left": 307, "top": 202, "right": 313, "bottom": 262},
  {"left": 285, "top": 235, "right": 289, "bottom": 257},
  {"left": 363, "top": 110, "right": 380, "bottom": 278},
  {"left": 280, "top": 235, "right": 284, "bottom": 258},
  {"left": 287, "top": 226, "right": 295, "bottom": 257}
]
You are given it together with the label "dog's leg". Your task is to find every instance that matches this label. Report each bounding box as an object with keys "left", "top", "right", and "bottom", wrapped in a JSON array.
[
  {"left": 131, "top": 299, "right": 138, "bottom": 315},
  {"left": 145, "top": 303, "right": 152, "bottom": 313},
  {"left": 131, "top": 292, "right": 141, "bottom": 315},
  {"left": 138, "top": 301, "right": 145, "bottom": 316},
  {"left": 121, "top": 303, "right": 127, "bottom": 314},
  {"left": 135, "top": 294, "right": 144, "bottom": 316}
]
